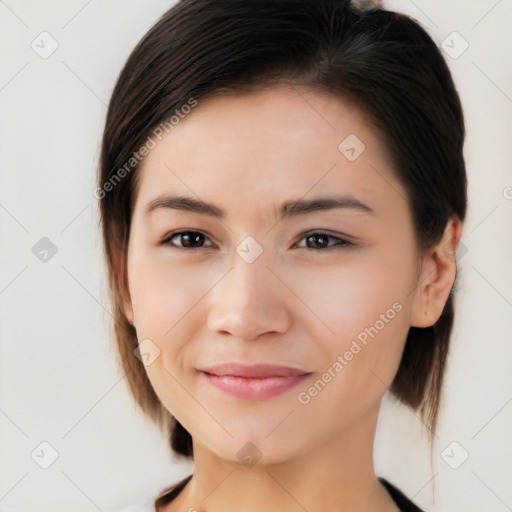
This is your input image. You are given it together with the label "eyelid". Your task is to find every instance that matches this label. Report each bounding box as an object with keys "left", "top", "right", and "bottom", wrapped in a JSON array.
[
  {"left": 293, "top": 230, "right": 356, "bottom": 249},
  {"left": 161, "top": 229, "right": 356, "bottom": 250},
  {"left": 161, "top": 229, "right": 217, "bottom": 249}
]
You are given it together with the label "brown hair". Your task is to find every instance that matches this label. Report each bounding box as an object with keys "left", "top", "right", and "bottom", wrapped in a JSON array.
[{"left": 97, "top": 0, "right": 467, "bottom": 458}]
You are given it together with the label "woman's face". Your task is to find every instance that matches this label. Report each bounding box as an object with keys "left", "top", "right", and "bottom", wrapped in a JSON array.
[{"left": 124, "top": 86, "right": 424, "bottom": 464}]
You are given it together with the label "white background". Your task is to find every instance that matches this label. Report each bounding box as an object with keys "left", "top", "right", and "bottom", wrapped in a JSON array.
[{"left": 1, "top": 1, "right": 511, "bottom": 510}]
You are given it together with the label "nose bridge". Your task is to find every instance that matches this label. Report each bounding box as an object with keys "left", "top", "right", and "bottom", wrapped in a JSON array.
[{"left": 206, "top": 237, "right": 290, "bottom": 339}]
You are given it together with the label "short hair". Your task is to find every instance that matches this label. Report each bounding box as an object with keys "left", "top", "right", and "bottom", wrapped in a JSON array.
[{"left": 97, "top": 0, "right": 467, "bottom": 459}]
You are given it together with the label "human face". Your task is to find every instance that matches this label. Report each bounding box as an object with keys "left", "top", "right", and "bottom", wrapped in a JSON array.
[{"left": 124, "top": 86, "right": 421, "bottom": 464}]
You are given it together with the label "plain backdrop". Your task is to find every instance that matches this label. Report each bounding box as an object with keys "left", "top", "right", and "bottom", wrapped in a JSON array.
[{"left": 1, "top": 1, "right": 511, "bottom": 511}]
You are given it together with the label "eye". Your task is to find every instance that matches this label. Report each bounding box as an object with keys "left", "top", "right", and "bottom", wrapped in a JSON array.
[
  {"left": 161, "top": 230, "right": 355, "bottom": 251},
  {"left": 161, "top": 230, "right": 215, "bottom": 250},
  {"left": 294, "top": 231, "right": 355, "bottom": 250}
]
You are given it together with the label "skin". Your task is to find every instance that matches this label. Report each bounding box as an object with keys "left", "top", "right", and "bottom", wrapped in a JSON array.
[{"left": 121, "top": 85, "right": 462, "bottom": 512}]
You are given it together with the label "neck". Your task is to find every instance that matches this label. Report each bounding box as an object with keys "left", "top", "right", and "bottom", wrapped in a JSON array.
[{"left": 167, "top": 403, "right": 397, "bottom": 512}]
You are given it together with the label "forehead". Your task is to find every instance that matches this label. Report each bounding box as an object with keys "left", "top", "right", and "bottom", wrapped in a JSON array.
[{"left": 133, "top": 86, "right": 406, "bottom": 219}]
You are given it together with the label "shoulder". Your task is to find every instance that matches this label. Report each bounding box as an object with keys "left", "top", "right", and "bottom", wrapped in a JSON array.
[{"left": 378, "top": 477, "right": 425, "bottom": 512}]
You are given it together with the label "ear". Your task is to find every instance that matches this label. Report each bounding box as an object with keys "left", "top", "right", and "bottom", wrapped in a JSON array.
[
  {"left": 410, "top": 216, "right": 463, "bottom": 328},
  {"left": 111, "top": 240, "right": 134, "bottom": 325}
]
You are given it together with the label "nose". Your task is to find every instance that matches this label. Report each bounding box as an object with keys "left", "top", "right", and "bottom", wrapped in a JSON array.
[{"left": 206, "top": 243, "right": 292, "bottom": 340}]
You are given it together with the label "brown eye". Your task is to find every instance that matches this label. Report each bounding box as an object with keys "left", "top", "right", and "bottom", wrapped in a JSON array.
[
  {"left": 296, "top": 232, "right": 355, "bottom": 250},
  {"left": 162, "top": 231, "right": 214, "bottom": 249}
]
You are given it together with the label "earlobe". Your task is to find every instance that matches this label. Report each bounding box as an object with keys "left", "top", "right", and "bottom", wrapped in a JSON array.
[{"left": 410, "top": 216, "right": 463, "bottom": 328}]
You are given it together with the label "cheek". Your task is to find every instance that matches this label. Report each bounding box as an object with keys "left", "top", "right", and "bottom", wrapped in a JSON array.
[
  {"left": 289, "top": 253, "right": 405, "bottom": 336},
  {"left": 128, "top": 256, "right": 226, "bottom": 396},
  {"left": 127, "top": 257, "right": 207, "bottom": 417},
  {"left": 290, "top": 252, "right": 412, "bottom": 383},
  {"left": 292, "top": 271, "right": 408, "bottom": 422},
  {"left": 129, "top": 255, "right": 218, "bottom": 335}
]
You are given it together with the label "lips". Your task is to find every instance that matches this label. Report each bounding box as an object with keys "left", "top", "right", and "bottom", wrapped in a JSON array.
[
  {"left": 199, "top": 363, "right": 309, "bottom": 378},
  {"left": 198, "top": 363, "right": 312, "bottom": 400}
]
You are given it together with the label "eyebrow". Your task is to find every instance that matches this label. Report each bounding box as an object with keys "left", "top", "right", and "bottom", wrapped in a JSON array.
[{"left": 145, "top": 193, "right": 376, "bottom": 220}]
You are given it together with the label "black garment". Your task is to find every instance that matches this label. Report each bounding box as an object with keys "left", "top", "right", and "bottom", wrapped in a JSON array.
[
  {"left": 378, "top": 478, "right": 425, "bottom": 512},
  {"left": 154, "top": 474, "right": 425, "bottom": 511},
  {"left": 154, "top": 474, "right": 192, "bottom": 509}
]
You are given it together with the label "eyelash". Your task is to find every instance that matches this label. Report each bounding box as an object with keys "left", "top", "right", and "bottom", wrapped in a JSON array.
[{"left": 160, "top": 230, "right": 355, "bottom": 251}]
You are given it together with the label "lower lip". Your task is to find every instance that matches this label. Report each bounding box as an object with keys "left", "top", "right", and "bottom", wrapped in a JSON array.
[{"left": 200, "top": 371, "right": 309, "bottom": 400}]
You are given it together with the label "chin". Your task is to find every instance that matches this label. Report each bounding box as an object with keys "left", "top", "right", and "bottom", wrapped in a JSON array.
[{"left": 197, "top": 431, "right": 308, "bottom": 468}]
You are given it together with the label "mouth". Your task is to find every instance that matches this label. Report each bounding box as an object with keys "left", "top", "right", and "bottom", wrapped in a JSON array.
[{"left": 198, "top": 363, "right": 312, "bottom": 400}]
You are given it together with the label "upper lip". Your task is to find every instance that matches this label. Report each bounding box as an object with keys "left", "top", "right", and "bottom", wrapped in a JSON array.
[{"left": 199, "top": 363, "right": 310, "bottom": 378}]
